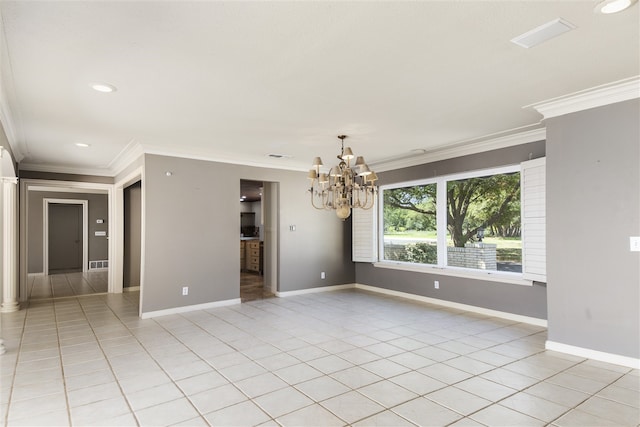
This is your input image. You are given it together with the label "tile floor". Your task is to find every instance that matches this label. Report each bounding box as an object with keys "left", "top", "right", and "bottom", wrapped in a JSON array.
[
  {"left": 1, "top": 289, "right": 638, "bottom": 426},
  {"left": 240, "top": 273, "right": 274, "bottom": 302},
  {"left": 26, "top": 272, "right": 109, "bottom": 300}
]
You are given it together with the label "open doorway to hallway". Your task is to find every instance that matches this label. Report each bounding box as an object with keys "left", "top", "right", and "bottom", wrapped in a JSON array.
[
  {"left": 240, "top": 179, "right": 277, "bottom": 302},
  {"left": 20, "top": 181, "right": 111, "bottom": 302}
]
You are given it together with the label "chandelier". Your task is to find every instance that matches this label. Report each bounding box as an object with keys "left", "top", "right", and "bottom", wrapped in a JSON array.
[{"left": 308, "top": 135, "right": 378, "bottom": 220}]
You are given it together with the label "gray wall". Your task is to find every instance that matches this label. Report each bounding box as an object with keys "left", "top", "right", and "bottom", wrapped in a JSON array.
[
  {"left": 142, "top": 154, "right": 354, "bottom": 314},
  {"left": 27, "top": 191, "right": 109, "bottom": 273},
  {"left": 356, "top": 141, "right": 548, "bottom": 320},
  {"left": 20, "top": 170, "right": 114, "bottom": 184},
  {"left": 124, "top": 181, "right": 142, "bottom": 287},
  {"left": 546, "top": 99, "right": 639, "bottom": 359}
]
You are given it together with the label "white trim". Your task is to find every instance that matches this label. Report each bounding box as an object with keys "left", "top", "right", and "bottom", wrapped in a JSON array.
[
  {"left": 108, "top": 139, "right": 144, "bottom": 176},
  {"left": 123, "top": 286, "right": 140, "bottom": 292},
  {"left": 355, "top": 283, "right": 547, "bottom": 327},
  {"left": 43, "top": 199, "right": 88, "bottom": 274},
  {"left": 527, "top": 76, "right": 640, "bottom": 119},
  {"left": 372, "top": 128, "right": 546, "bottom": 172},
  {"left": 140, "top": 298, "right": 241, "bottom": 319},
  {"left": 27, "top": 272, "right": 44, "bottom": 277},
  {"left": 546, "top": 340, "right": 640, "bottom": 369},
  {"left": 373, "top": 261, "right": 533, "bottom": 286},
  {"left": 275, "top": 284, "right": 355, "bottom": 297},
  {"left": 113, "top": 166, "right": 144, "bottom": 297}
]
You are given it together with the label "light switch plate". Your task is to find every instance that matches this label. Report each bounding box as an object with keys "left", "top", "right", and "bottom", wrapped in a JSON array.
[{"left": 631, "top": 236, "right": 640, "bottom": 252}]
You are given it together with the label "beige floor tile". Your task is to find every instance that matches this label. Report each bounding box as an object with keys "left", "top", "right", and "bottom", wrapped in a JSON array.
[
  {"left": 274, "top": 363, "right": 323, "bottom": 385},
  {"left": 353, "top": 410, "right": 416, "bottom": 426},
  {"left": 125, "top": 382, "right": 186, "bottom": 411},
  {"left": 277, "top": 403, "right": 345, "bottom": 426},
  {"left": 427, "top": 386, "right": 492, "bottom": 416},
  {"left": 330, "top": 366, "right": 383, "bottom": 389},
  {"left": 470, "top": 404, "right": 545, "bottom": 426},
  {"left": 576, "top": 396, "right": 640, "bottom": 425},
  {"left": 204, "top": 400, "right": 271, "bottom": 426},
  {"left": 135, "top": 397, "right": 200, "bottom": 426},
  {"left": 359, "top": 380, "right": 418, "bottom": 407},
  {"left": 189, "top": 383, "right": 248, "bottom": 413},
  {"left": 175, "top": 370, "right": 229, "bottom": 395},
  {"left": 499, "top": 392, "right": 570, "bottom": 422},
  {"left": 67, "top": 381, "right": 123, "bottom": 407},
  {"left": 235, "top": 372, "right": 289, "bottom": 398},
  {"left": 393, "top": 397, "right": 463, "bottom": 426},
  {"left": 254, "top": 386, "right": 314, "bottom": 418},
  {"left": 295, "top": 376, "right": 351, "bottom": 401},
  {"left": 320, "top": 390, "right": 384, "bottom": 424}
]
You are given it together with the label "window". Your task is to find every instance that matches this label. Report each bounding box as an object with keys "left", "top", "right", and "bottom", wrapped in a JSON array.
[
  {"left": 379, "top": 165, "right": 523, "bottom": 276},
  {"left": 383, "top": 182, "right": 437, "bottom": 265}
]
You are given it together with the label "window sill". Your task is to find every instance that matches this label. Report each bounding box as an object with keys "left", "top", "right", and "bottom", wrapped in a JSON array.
[{"left": 373, "top": 261, "right": 533, "bottom": 286}]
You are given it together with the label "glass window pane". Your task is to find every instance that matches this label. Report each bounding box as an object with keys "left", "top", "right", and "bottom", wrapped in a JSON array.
[
  {"left": 446, "top": 172, "right": 521, "bottom": 272},
  {"left": 382, "top": 183, "right": 437, "bottom": 264}
]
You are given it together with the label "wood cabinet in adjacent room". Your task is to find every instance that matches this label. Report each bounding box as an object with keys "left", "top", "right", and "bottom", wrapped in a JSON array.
[{"left": 241, "top": 239, "right": 263, "bottom": 274}]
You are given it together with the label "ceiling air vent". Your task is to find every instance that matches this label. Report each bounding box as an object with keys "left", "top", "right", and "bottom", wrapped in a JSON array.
[
  {"left": 511, "top": 18, "right": 576, "bottom": 49},
  {"left": 267, "top": 154, "right": 292, "bottom": 159}
]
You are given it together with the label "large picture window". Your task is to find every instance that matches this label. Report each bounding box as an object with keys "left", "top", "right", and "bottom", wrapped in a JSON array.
[{"left": 380, "top": 165, "right": 522, "bottom": 275}]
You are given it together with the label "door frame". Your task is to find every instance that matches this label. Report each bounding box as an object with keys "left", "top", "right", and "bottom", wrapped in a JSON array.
[
  {"left": 43, "top": 198, "right": 88, "bottom": 275},
  {"left": 19, "top": 179, "right": 113, "bottom": 302}
]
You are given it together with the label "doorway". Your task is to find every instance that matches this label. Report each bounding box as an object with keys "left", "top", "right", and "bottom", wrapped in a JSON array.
[
  {"left": 48, "top": 203, "right": 83, "bottom": 273},
  {"left": 240, "top": 180, "right": 278, "bottom": 302},
  {"left": 123, "top": 181, "right": 142, "bottom": 290},
  {"left": 43, "top": 198, "right": 88, "bottom": 275}
]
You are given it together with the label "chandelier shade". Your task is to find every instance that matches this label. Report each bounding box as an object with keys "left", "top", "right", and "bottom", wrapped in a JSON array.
[{"left": 308, "top": 135, "right": 378, "bottom": 220}]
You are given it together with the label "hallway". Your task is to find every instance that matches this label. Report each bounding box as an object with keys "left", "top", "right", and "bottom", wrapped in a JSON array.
[{"left": 26, "top": 271, "right": 109, "bottom": 300}]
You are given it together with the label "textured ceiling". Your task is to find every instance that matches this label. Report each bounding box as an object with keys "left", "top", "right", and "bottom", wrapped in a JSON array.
[{"left": 0, "top": 1, "right": 638, "bottom": 175}]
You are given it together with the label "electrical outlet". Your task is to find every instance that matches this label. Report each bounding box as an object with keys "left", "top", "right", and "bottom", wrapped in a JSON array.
[
  {"left": 182, "top": 286, "right": 189, "bottom": 296},
  {"left": 630, "top": 236, "right": 640, "bottom": 252},
  {"left": 321, "top": 272, "right": 326, "bottom": 279},
  {"left": 434, "top": 280, "right": 439, "bottom": 289}
]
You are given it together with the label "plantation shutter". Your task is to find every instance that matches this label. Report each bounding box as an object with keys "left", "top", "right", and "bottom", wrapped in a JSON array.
[
  {"left": 521, "top": 157, "right": 546, "bottom": 282},
  {"left": 352, "top": 197, "right": 378, "bottom": 262}
]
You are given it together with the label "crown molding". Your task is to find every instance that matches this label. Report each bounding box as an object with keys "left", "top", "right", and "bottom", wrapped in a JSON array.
[
  {"left": 372, "top": 127, "right": 546, "bottom": 173},
  {"left": 107, "top": 138, "right": 144, "bottom": 176},
  {"left": 526, "top": 76, "right": 640, "bottom": 119}
]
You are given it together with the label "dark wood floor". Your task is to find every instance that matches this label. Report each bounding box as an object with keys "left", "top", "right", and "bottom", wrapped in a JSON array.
[{"left": 240, "top": 271, "right": 275, "bottom": 302}]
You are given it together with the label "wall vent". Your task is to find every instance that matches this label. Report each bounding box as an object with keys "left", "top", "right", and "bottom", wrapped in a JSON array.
[{"left": 89, "top": 260, "right": 109, "bottom": 270}]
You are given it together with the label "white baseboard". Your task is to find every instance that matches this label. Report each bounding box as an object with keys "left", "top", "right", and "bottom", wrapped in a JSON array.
[
  {"left": 355, "top": 283, "right": 548, "bottom": 327},
  {"left": 276, "top": 284, "right": 355, "bottom": 297},
  {"left": 140, "top": 298, "right": 241, "bottom": 319},
  {"left": 123, "top": 286, "right": 140, "bottom": 292},
  {"left": 546, "top": 340, "right": 640, "bottom": 369},
  {"left": 28, "top": 272, "right": 44, "bottom": 277}
]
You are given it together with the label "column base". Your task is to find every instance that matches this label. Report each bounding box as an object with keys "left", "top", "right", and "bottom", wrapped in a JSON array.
[{"left": 0, "top": 301, "right": 19, "bottom": 313}]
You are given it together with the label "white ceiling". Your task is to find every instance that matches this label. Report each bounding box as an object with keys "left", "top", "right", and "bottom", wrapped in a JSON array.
[{"left": 0, "top": 1, "right": 638, "bottom": 176}]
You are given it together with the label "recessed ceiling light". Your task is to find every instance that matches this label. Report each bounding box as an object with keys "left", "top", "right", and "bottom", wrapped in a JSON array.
[
  {"left": 595, "top": 0, "right": 637, "bottom": 14},
  {"left": 75, "top": 143, "right": 90, "bottom": 148},
  {"left": 91, "top": 83, "right": 117, "bottom": 93}
]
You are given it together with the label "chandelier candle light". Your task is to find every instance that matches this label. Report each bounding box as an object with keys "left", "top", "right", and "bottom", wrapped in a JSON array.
[{"left": 308, "top": 135, "right": 378, "bottom": 220}]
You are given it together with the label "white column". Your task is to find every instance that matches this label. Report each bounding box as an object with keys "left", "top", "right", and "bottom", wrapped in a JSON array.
[{"left": 1, "top": 177, "right": 19, "bottom": 313}]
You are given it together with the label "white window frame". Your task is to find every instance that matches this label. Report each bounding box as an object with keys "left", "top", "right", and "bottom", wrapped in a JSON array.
[{"left": 375, "top": 164, "right": 533, "bottom": 286}]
